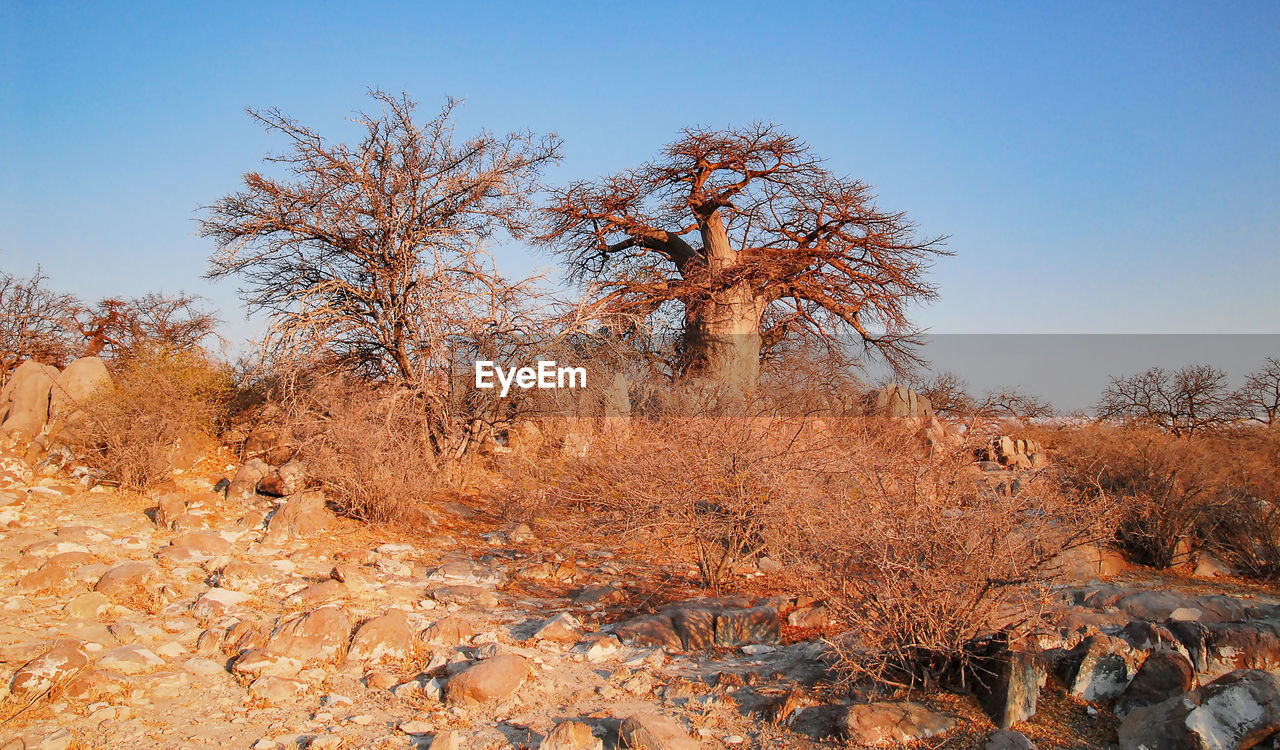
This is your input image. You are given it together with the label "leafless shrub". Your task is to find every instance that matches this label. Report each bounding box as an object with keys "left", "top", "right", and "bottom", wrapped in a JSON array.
[
  {"left": 75, "top": 292, "right": 221, "bottom": 359},
  {"left": 278, "top": 372, "right": 443, "bottom": 525},
  {"left": 0, "top": 267, "right": 79, "bottom": 380},
  {"left": 518, "top": 386, "right": 1102, "bottom": 688},
  {"left": 75, "top": 346, "right": 232, "bottom": 490}
]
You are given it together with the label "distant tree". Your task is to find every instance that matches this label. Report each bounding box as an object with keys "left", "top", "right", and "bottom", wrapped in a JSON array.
[
  {"left": 75, "top": 292, "right": 221, "bottom": 359},
  {"left": 540, "top": 124, "right": 947, "bottom": 389},
  {"left": 0, "top": 267, "right": 79, "bottom": 379},
  {"left": 912, "top": 371, "right": 975, "bottom": 419},
  {"left": 1235, "top": 357, "right": 1280, "bottom": 426},
  {"left": 1097, "top": 365, "right": 1236, "bottom": 437},
  {"left": 200, "top": 91, "right": 562, "bottom": 383}
]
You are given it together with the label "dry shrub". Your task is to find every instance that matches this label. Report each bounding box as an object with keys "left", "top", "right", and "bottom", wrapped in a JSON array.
[
  {"left": 1037, "top": 422, "right": 1280, "bottom": 573},
  {"left": 77, "top": 346, "right": 231, "bottom": 490},
  {"left": 1203, "top": 426, "right": 1280, "bottom": 576},
  {"left": 520, "top": 398, "right": 1103, "bottom": 688},
  {"left": 281, "top": 374, "right": 441, "bottom": 525}
]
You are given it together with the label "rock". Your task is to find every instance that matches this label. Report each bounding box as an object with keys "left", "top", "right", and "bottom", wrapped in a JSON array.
[
  {"left": 192, "top": 588, "right": 253, "bottom": 618},
  {"left": 669, "top": 607, "right": 717, "bottom": 650},
  {"left": 398, "top": 721, "right": 433, "bottom": 736},
  {"left": 97, "top": 645, "right": 163, "bottom": 674},
  {"left": 1058, "top": 634, "right": 1141, "bottom": 703},
  {"left": 9, "top": 641, "right": 88, "bottom": 699},
  {"left": 431, "top": 584, "right": 498, "bottom": 609},
  {"left": 444, "top": 653, "right": 529, "bottom": 706},
  {"left": 64, "top": 592, "right": 110, "bottom": 619},
  {"left": 48, "top": 356, "right": 110, "bottom": 437},
  {"left": 614, "top": 615, "right": 683, "bottom": 652},
  {"left": 543, "top": 720, "right": 603, "bottom": 750},
  {"left": 972, "top": 640, "right": 1044, "bottom": 729},
  {"left": 232, "top": 649, "right": 304, "bottom": 680},
  {"left": 869, "top": 383, "right": 935, "bottom": 420},
  {"left": 1049, "top": 543, "right": 1130, "bottom": 580},
  {"left": 574, "top": 584, "right": 626, "bottom": 606},
  {"left": 226, "top": 458, "right": 270, "bottom": 503},
  {"left": 61, "top": 668, "right": 130, "bottom": 701},
  {"left": 217, "top": 561, "right": 277, "bottom": 592},
  {"left": 265, "top": 490, "right": 334, "bottom": 542},
  {"left": 167, "top": 531, "right": 232, "bottom": 560},
  {"left": 1117, "top": 650, "right": 1196, "bottom": 718},
  {"left": 1195, "top": 551, "right": 1235, "bottom": 579},
  {"left": 619, "top": 712, "right": 700, "bottom": 749},
  {"left": 154, "top": 491, "right": 187, "bottom": 529},
  {"left": 249, "top": 675, "right": 306, "bottom": 702},
  {"left": 533, "top": 612, "right": 585, "bottom": 643},
  {"left": 985, "top": 730, "right": 1037, "bottom": 750},
  {"left": 347, "top": 610, "right": 413, "bottom": 663},
  {"left": 264, "top": 605, "right": 352, "bottom": 664},
  {"left": 787, "top": 603, "right": 830, "bottom": 628},
  {"left": 714, "top": 606, "right": 781, "bottom": 647},
  {"left": 841, "top": 702, "right": 956, "bottom": 746},
  {"left": 94, "top": 561, "right": 154, "bottom": 602},
  {"left": 420, "top": 616, "right": 474, "bottom": 646},
  {"left": 0, "top": 361, "right": 60, "bottom": 438},
  {"left": 429, "top": 732, "right": 462, "bottom": 750},
  {"left": 1119, "top": 670, "right": 1280, "bottom": 750}
]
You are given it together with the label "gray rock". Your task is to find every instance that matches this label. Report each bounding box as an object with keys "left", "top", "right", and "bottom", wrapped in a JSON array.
[{"left": 1119, "top": 669, "right": 1280, "bottom": 750}]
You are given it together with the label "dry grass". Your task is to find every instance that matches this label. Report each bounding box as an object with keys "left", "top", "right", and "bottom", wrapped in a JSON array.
[
  {"left": 513, "top": 400, "right": 1106, "bottom": 690},
  {"left": 74, "top": 345, "right": 231, "bottom": 491}
]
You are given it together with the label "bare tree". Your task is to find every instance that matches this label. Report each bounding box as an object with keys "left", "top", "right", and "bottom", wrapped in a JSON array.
[
  {"left": 1097, "top": 365, "right": 1237, "bottom": 437},
  {"left": 0, "top": 267, "right": 79, "bottom": 380},
  {"left": 75, "top": 292, "right": 221, "bottom": 359},
  {"left": 200, "top": 91, "right": 563, "bottom": 461},
  {"left": 201, "top": 91, "right": 561, "bottom": 383},
  {"left": 1235, "top": 357, "right": 1280, "bottom": 426},
  {"left": 540, "top": 124, "right": 947, "bottom": 389}
]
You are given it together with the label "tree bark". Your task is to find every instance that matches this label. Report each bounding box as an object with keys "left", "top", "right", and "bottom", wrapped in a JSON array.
[{"left": 681, "top": 212, "right": 765, "bottom": 390}]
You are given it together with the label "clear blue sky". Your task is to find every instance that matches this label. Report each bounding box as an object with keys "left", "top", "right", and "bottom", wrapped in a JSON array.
[{"left": 2, "top": 1, "right": 1277, "bottom": 350}]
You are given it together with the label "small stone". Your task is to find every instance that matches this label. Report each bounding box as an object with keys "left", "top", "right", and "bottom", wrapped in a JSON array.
[{"left": 399, "top": 721, "right": 433, "bottom": 735}]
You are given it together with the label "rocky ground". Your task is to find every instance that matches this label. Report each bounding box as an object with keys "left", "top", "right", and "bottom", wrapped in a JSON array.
[{"left": 4, "top": 445, "right": 1280, "bottom": 750}]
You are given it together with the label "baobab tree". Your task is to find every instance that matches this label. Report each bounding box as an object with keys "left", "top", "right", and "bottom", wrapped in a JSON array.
[{"left": 540, "top": 124, "right": 948, "bottom": 388}]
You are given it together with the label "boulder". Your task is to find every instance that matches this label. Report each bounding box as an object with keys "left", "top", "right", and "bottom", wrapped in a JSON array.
[
  {"left": 0, "top": 361, "right": 60, "bottom": 438},
  {"left": 264, "top": 605, "right": 352, "bottom": 664},
  {"left": 9, "top": 641, "right": 88, "bottom": 699},
  {"left": 971, "top": 640, "right": 1044, "bottom": 729},
  {"left": 48, "top": 356, "right": 111, "bottom": 437},
  {"left": 1117, "top": 650, "right": 1196, "bottom": 718},
  {"left": 1058, "top": 634, "right": 1142, "bottom": 703},
  {"left": 347, "top": 610, "right": 414, "bottom": 663},
  {"left": 225, "top": 458, "right": 270, "bottom": 504},
  {"left": 618, "top": 712, "right": 700, "bottom": 749},
  {"left": 264, "top": 490, "right": 334, "bottom": 542},
  {"left": 153, "top": 491, "right": 187, "bottom": 529},
  {"left": 841, "top": 702, "right": 956, "bottom": 746},
  {"left": 714, "top": 606, "right": 781, "bottom": 647},
  {"left": 985, "top": 730, "right": 1037, "bottom": 750},
  {"left": 543, "top": 720, "right": 603, "bottom": 750},
  {"left": 613, "top": 614, "right": 683, "bottom": 651},
  {"left": 532, "top": 612, "right": 585, "bottom": 643},
  {"left": 869, "top": 384, "right": 935, "bottom": 420},
  {"left": 1119, "top": 670, "right": 1280, "bottom": 750},
  {"left": 94, "top": 561, "right": 155, "bottom": 602},
  {"left": 444, "top": 653, "right": 529, "bottom": 706},
  {"left": 421, "top": 616, "right": 475, "bottom": 646}
]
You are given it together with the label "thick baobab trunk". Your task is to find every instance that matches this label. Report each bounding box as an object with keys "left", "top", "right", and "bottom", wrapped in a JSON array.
[
  {"left": 680, "top": 212, "right": 766, "bottom": 390},
  {"left": 683, "top": 282, "right": 765, "bottom": 389}
]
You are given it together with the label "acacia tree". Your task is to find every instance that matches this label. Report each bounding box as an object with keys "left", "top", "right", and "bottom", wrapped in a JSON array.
[
  {"left": 75, "top": 292, "right": 220, "bottom": 359},
  {"left": 1236, "top": 357, "right": 1280, "bottom": 426},
  {"left": 540, "top": 124, "right": 947, "bottom": 388},
  {"left": 0, "top": 267, "right": 79, "bottom": 379},
  {"left": 201, "top": 91, "right": 561, "bottom": 385},
  {"left": 1097, "top": 365, "right": 1237, "bottom": 437}
]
